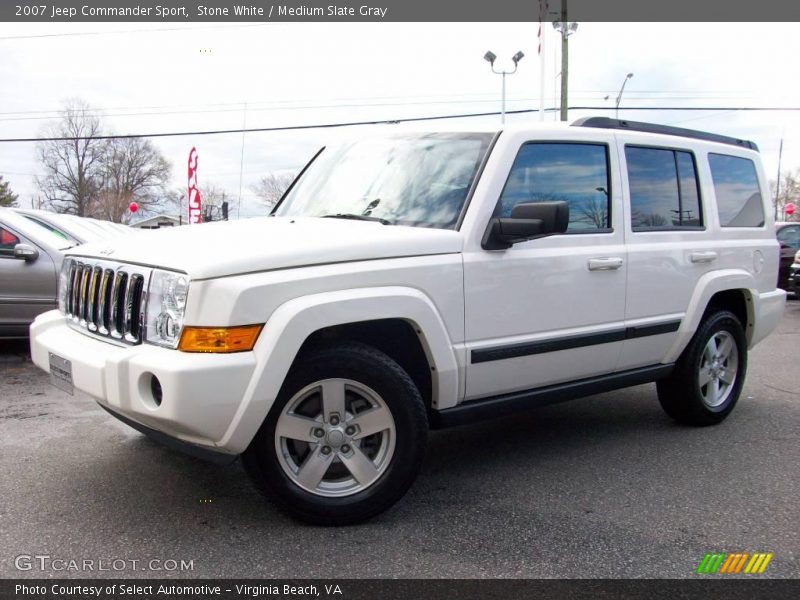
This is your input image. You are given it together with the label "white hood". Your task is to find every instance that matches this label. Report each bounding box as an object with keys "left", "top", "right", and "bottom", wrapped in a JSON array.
[{"left": 68, "top": 217, "right": 463, "bottom": 279}]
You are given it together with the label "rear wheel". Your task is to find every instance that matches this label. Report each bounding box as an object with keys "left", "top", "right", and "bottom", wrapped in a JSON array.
[
  {"left": 243, "top": 342, "right": 428, "bottom": 525},
  {"left": 657, "top": 310, "right": 747, "bottom": 426}
]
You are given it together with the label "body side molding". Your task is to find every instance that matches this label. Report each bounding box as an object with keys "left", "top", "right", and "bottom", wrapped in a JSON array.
[{"left": 470, "top": 320, "right": 681, "bottom": 364}]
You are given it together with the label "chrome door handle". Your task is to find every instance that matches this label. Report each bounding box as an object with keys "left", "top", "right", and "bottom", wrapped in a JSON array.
[
  {"left": 690, "top": 251, "right": 718, "bottom": 264},
  {"left": 588, "top": 257, "right": 624, "bottom": 271}
]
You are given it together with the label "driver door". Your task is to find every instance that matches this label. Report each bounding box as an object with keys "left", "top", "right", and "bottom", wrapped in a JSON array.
[{"left": 463, "top": 131, "right": 627, "bottom": 401}]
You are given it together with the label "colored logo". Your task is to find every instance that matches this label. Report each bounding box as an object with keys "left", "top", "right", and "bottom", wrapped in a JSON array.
[{"left": 696, "top": 552, "right": 773, "bottom": 575}]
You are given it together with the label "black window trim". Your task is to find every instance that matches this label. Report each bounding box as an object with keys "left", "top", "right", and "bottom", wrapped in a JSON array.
[
  {"left": 269, "top": 145, "right": 326, "bottom": 216},
  {"left": 707, "top": 151, "right": 766, "bottom": 229},
  {"left": 455, "top": 131, "right": 502, "bottom": 231},
  {"left": 492, "top": 139, "right": 615, "bottom": 236},
  {"left": 624, "top": 143, "right": 706, "bottom": 233}
]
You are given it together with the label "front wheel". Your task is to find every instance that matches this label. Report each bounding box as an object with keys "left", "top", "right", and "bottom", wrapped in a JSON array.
[
  {"left": 657, "top": 310, "right": 747, "bottom": 426},
  {"left": 243, "top": 342, "right": 428, "bottom": 525}
]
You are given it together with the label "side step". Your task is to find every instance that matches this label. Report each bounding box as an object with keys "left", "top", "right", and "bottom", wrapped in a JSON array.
[{"left": 432, "top": 364, "right": 674, "bottom": 428}]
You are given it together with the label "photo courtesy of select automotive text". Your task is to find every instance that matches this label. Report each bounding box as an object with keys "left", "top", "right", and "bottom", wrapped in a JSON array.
[{"left": 1, "top": 0, "right": 799, "bottom": 598}]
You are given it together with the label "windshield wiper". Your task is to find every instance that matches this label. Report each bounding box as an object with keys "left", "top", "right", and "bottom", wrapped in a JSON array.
[{"left": 321, "top": 213, "right": 393, "bottom": 225}]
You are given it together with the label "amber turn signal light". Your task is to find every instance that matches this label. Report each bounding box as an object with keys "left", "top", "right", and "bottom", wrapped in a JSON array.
[{"left": 178, "top": 324, "right": 263, "bottom": 353}]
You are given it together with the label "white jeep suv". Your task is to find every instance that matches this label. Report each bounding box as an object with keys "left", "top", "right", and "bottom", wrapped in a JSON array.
[{"left": 30, "top": 118, "right": 786, "bottom": 524}]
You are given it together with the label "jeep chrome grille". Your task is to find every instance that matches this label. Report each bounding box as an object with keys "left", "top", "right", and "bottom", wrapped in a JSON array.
[{"left": 63, "top": 258, "right": 150, "bottom": 345}]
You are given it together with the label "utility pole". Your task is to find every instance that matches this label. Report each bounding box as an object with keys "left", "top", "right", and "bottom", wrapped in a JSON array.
[
  {"left": 237, "top": 102, "right": 247, "bottom": 220},
  {"left": 553, "top": 2, "right": 578, "bottom": 122},
  {"left": 560, "top": 0, "right": 568, "bottom": 121},
  {"left": 775, "top": 137, "right": 784, "bottom": 220}
]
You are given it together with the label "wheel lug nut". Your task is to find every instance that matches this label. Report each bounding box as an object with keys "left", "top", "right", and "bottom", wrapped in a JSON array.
[
  {"left": 345, "top": 426, "right": 355, "bottom": 435},
  {"left": 341, "top": 444, "right": 351, "bottom": 453},
  {"left": 313, "top": 428, "right": 325, "bottom": 438},
  {"left": 321, "top": 446, "right": 331, "bottom": 455},
  {"left": 330, "top": 416, "right": 340, "bottom": 426}
]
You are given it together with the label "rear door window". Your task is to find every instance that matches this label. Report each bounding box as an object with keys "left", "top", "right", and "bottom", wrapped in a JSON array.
[{"left": 625, "top": 146, "right": 703, "bottom": 229}]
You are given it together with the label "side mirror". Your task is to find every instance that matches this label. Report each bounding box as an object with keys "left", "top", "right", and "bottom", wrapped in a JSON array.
[
  {"left": 482, "top": 201, "right": 569, "bottom": 250},
  {"left": 13, "top": 243, "right": 39, "bottom": 262}
]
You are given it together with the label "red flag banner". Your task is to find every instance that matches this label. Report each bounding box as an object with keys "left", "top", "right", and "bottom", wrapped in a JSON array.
[{"left": 187, "top": 147, "right": 202, "bottom": 224}]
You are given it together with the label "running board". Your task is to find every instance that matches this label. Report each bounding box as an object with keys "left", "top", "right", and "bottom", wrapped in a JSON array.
[{"left": 432, "top": 364, "right": 674, "bottom": 429}]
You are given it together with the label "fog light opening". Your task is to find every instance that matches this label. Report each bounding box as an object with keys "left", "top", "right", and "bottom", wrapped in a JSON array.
[{"left": 150, "top": 375, "right": 163, "bottom": 407}]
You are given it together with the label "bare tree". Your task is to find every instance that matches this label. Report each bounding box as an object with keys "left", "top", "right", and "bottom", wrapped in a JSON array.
[
  {"left": 29, "top": 195, "right": 46, "bottom": 210},
  {"left": 95, "top": 137, "right": 171, "bottom": 223},
  {"left": 0, "top": 175, "right": 18, "bottom": 207},
  {"left": 631, "top": 211, "right": 669, "bottom": 227},
  {"left": 198, "top": 182, "right": 230, "bottom": 222},
  {"left": 771, "top": 168, "right": 800, "bottom": 222},
  {"left": 36, "top": 99, "right": 106, "bottom": 216},
  {"left": 252, "top": 171, "right": 296, "bottom": 210},
  {"left": 574, "top": 196, "right": 609, "bottom": 229}
]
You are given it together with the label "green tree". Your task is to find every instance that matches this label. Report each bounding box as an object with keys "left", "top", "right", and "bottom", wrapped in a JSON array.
[{"left": 0, "top": 175, "right": 18, "bottom": 207}]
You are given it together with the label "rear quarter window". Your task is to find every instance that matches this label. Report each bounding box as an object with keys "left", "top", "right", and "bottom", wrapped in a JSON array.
[{"left": 708, "top": 153, "right": 765, "bottom": 227}]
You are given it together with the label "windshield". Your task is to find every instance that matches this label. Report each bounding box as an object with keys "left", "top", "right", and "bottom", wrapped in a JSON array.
[{"left": 274, "top": 132, "right": 495, "bottom": 229}]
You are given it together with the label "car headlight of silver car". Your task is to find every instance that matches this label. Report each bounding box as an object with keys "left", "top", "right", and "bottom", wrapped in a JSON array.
[{"left": 145, "top": 269, "right": 190, "bottom": 349}]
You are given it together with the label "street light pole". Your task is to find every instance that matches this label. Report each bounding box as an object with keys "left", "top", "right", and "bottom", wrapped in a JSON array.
[
  {"left": 501, "top": 71, "right": 506, "bottom": 124},
  {"left": 615, "top": 73, "right": 634, "bottom": 119},
  {"left": 484, "top": 50, "right": 525, "bottom": 125}
]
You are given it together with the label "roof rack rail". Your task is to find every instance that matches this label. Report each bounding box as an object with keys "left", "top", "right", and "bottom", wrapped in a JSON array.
[{"left": 571, "top": 117, "right": 759, "bottom": 152}]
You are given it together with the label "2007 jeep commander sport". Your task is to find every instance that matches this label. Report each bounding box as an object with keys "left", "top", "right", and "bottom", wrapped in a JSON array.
[{"left": 31, "top": 118, "right": 786, "bottom": 524}]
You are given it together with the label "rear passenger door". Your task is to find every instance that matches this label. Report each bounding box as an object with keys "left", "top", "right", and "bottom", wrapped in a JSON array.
[{"left": 616, "top": 141, "right": 711, "bottom": 370}]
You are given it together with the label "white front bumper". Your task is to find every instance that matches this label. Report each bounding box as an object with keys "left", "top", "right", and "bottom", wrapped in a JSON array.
[{"left": 30, "top": 311, "right": 257, "bottom": 454}]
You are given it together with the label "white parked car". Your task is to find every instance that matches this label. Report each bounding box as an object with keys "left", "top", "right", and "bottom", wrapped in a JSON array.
[{"left": 30, "top": 119, "right": 786, "bottom": 524}]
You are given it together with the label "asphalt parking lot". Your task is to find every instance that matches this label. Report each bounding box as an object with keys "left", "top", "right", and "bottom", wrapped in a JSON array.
[{"left": 1, "top": 302, "right": 798, "bottom": 579}]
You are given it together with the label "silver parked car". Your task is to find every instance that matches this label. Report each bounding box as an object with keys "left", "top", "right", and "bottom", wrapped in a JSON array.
[
  {"left": 0, "top": 208, "right": 78, "bottom": 338},
  {"left": 12, "top": 208, "right": 136, "bottom": 245}
]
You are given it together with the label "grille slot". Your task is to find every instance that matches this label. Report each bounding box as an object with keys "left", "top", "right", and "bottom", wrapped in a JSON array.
[{"left": 62, "top": 259, "right": 150, "bottom": 345}]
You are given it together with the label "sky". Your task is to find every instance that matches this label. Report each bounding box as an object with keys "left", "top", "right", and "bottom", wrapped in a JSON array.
[{"left": 1, "top": 21, "right": 799, "bottom": 219}]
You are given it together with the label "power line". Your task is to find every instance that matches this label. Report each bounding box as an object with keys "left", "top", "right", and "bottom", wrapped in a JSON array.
[
  {"left": 2, "top": 106, "right": 799, "bottom": 144},
  {"left": 0, "top": 89, "right": 769, "bottom": 118},
  {"left": 0, "top": 96, "right": 783, "bottom": 123},
  {"left": 0, "top": 23, "right": 268, "bottom": 41},
  {"left": 0, "top": 109, "right": 536, "bottom": 143}
]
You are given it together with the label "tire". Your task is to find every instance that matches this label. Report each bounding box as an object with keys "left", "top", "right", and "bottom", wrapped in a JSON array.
[
  {"left": 243, "top": 342, "right": 428, "bottom": 525},
  {"left": 657, "top": 310, "right": 747, "bottom": 426}
]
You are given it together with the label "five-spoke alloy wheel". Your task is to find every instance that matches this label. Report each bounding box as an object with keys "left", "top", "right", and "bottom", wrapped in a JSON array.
[
  {"left": 274, "top": 378, "right": 396, "bottom": 497},
  {"left": 697, "top": 331, "right": 739, "bottom": 409},
  {"left": 657, "top": 310, "right": 747, "bottom": 426},
  {"left": 244, "top": 342, "right": 428, "bottom": 525}
]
